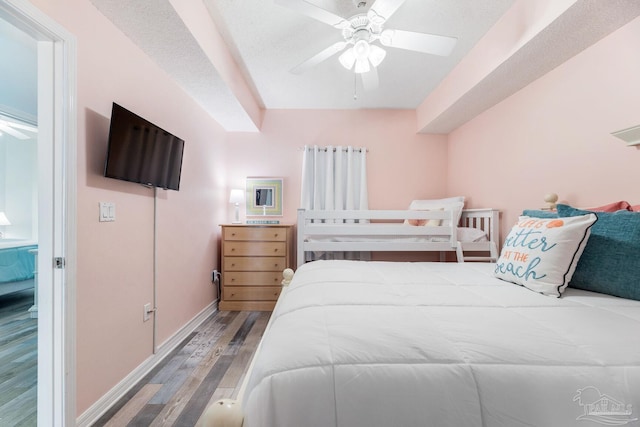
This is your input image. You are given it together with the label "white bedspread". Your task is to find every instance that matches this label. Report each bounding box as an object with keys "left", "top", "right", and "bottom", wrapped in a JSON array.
[{"left": 242, "top": 260, "right": 640, "bottom": 427}]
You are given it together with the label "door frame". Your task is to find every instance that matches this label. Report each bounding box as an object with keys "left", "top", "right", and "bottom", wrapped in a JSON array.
[{"left": 0, "top": 1, "right": 77, "bottom": 425}]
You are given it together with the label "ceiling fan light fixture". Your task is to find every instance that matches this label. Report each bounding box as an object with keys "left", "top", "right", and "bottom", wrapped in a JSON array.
[
  {"left": 354, "top": 58, "right": 370, "bottom": 74},
  {"left": 338, "top": 48, "right": 356, "bottom": 70},
  {"left": 368, "top": 44, "right": 386, "bottom": 67},
  {"left": 280, "top": 0, "right": 458, "bottom": 90},
  {"left": 353, "top": 39, "right": 371, "bottom": 61}
]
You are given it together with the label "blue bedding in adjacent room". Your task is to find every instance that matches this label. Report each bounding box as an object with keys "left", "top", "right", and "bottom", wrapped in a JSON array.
[{"left": 0, "top": 244, "right": 37, "bottom": 284}]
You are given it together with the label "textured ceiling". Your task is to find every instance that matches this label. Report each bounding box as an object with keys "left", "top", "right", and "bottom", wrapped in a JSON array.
[
  {"left": 89, "top": 0, "right": 258, "bottom": 131},
  {"left": 202, "top": 0, "right": 516, "bottom": 109},
  {"left": 88, "top": 0, "right": 640, "bottom": 133},
  {"left": 422, "top": 0, "right": 640, "bottom": 133}
]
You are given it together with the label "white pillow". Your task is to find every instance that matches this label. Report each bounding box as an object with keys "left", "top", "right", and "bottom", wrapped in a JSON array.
[
  {"left": 494, "top": 214, "right": 597, "bottom": 297},
  {"left": 408, "top": 196, "right": 465, "bottom": 210},
  {"left": 407, "top": 197, "right": 465, "bottom": 226}
]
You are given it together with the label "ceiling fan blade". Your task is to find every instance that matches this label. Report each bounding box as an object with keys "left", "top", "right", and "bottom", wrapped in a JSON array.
[
  {"left": 8, "top": 122, "right": 38, "bottom": 133},
  {"left": 0, "top": 123, "right": 29, "bottom": 140},
  {"left": 380, "top": 29, "right": 457, "bottom": 56},
  {"left": 275, "top": 0, "right": 348, "bottom": 28},
  {"left": 361, "top": 66, "right": 379, "bottom": 91},
  {"left": 369, "top": 0, "right": 406, "bottom": 21},
  {"left": 291, "top": 41, "right": 347, "bottom": 74}
]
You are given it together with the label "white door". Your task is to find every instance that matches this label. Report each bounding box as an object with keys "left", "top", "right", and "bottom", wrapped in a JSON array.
[{"left": 0, "top": 1, "right": 77, "bottom": 425}]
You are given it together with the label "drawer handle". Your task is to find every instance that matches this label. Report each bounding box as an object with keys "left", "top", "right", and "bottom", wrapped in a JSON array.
[
  {"left": 231, "top": 248, "right": 236, "bottom": 252},
  {"left": 273, "top": 248, "right": 279, "bottom": 253},
  {"left": 274, "top": 292, "right": 278, "bottom": 296},
  {"left": 274, "top": 233, "right": 279, "bottom": 237},
  {"left": 231, "top": 278, "right": 235, "bottom": 282},
  {"left": 231, "top": 233, "right": 236, "bottom": 237},
  {"left": 231, "top": 263, "right": 236, "bottom": 267}
]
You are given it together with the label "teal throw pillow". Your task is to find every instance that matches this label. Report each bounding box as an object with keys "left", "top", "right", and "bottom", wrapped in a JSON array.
[
  {"left": 556, "top": 204, "right": 640, "bottom": 300},
  {"left": 522, "top": 209, "right": 558, "bottom": 219}
]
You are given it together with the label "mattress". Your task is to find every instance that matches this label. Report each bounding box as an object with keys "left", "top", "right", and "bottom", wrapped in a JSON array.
[{"left": 242, "top": 260, "right": 640, "bottom": 427}]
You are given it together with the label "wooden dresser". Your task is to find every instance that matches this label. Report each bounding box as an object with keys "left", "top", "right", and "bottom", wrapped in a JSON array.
[{"left": 220, "top": 224, "right": 293, "bottom": 311}]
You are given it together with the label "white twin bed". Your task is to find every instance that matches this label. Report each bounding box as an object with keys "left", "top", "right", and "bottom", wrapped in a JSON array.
[
  {"left": 203, "top": 203, "right": 640, "bottom": 427},
  {"left": 297, "top": 207, "right": 500, "bottom": 265}
]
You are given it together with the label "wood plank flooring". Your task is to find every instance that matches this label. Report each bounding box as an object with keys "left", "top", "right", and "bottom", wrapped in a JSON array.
[
  {"left": 93, "top": 310, "right": 270, "bottom": 427},
  {"left": 0, "top": 288, "right": 37, "bottom": 427}
]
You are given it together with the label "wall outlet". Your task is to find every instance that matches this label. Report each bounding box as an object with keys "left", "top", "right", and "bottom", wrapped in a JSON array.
[{"left": 143, "top": 303, "right": 152, "bottom": 322}]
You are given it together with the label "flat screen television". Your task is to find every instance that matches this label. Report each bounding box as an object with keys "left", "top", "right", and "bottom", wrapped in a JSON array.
[{"left": 104, "top": 103, "right": 184, "bottom": 191}]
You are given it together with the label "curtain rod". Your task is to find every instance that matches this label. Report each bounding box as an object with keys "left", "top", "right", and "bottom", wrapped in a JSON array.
[{"left": 299, "top": 146, "right": 369, "bottom": 152}]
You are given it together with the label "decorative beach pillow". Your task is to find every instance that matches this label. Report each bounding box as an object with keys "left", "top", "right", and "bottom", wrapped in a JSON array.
[
  {"left": 406, "top": 197, "right": 465, "bottom": 226},
  {"left": 494, "top": 214, "right": 597, "bottom": 297},
  {"left": 557, "top": 204, "right": 640, "bottom": 300}
]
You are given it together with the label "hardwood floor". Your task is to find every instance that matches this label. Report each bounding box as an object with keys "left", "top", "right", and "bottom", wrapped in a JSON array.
[
  {"left": 94, "top": 310, "right": 270, "bottom": 427},
  {"left": 0, "top": 287, "right": 37, "bottom": 427}
]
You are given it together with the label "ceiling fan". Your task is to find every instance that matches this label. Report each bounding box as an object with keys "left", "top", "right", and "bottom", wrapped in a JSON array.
[
  {"left": 276, "top": 0, "right": 458, "bottom": 91},
  {"left": 0, "top": 115, "right": 38, "bottom": 140}
]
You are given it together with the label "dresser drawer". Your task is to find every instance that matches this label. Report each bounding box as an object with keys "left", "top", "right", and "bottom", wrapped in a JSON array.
[
  {"left": 220, "top": 223, "right": 292, "bottom": 311},
  {"left": 223, "top": 241, "right": 286, "bottom": 257},
  {"left": 223, "top": 286, "right": 282, "bottom": 301},
  {"left": 224, "top": 271, "right": 283, "bottom": 287},
  {"left": 224, "top": 256, "right": 286, "bottom": 271},
  {"left": 224, "top": 227, "right": 288, "bottom": 242}
]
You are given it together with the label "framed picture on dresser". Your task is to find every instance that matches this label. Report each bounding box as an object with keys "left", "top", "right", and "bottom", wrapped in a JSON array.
[{"left": 246, "top": 177, "right": 283, "bottom": 216}]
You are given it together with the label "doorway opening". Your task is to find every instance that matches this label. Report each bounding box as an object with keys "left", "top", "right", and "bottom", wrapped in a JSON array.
[{"left": 0, "top": 1, "right": 77, "bottom": 425}]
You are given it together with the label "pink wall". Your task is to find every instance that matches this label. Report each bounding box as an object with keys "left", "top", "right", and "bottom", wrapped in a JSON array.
[
  {"left": 31, "top": 0, "right": 228, "bottom": 415},
  {"left": 447, "top": 15, "right": 640, "bottom": 242},
  {"left": 220, "top": 109, "right": 448, "bottom": 225}
]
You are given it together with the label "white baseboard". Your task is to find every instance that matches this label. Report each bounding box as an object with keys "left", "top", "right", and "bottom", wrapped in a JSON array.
[{"left": 76, "top": 300, "right": 218, "bottom": 427}]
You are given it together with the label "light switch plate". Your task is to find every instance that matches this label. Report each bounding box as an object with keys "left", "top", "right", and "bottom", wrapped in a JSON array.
[
  {"left": 99, "top": 202, "right": 115, "bottom": 222},
  {"left": 143, "top": 303, "right": 152, "bottom": 322}
]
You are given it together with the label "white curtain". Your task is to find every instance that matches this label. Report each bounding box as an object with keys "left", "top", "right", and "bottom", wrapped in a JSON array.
[{"left": 300, "top": 145, "right": 369, "bottom": 261}]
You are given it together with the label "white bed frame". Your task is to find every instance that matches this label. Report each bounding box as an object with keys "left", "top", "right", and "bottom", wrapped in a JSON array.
[
  {"left": 200, "top": 209, "right": 500, "bottom": 426},
  {"left": 296, "top": 208, "right": 500, "bottom": 267}
]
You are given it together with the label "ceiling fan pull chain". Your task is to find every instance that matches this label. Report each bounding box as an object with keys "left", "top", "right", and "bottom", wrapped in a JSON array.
[{"left": 353, "top": 72, "right": 358, "bottom": 101}]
